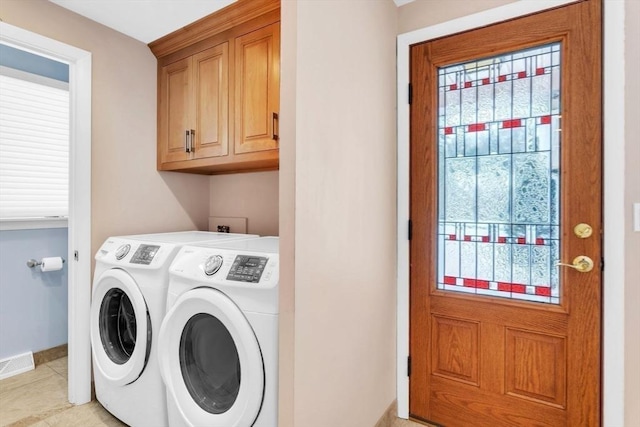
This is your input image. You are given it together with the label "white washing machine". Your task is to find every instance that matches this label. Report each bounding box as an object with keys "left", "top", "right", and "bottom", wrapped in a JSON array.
[
  {"left": 91, "top": 231, "right": 257, "bottom": 427},
  {"left": 158, "top": 237, "right": 279, "bottom": 427}
]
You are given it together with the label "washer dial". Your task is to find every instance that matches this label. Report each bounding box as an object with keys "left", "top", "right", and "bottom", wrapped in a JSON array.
[
  {"left": 204, "top": 255, "right": 223, "bottom": 276},
  {"left": 115, "top": 244, "right": 131, "bottom": 260}
]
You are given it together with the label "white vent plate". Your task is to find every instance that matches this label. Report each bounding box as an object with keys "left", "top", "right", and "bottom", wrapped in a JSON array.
[{"left": 0, "top": 351, "right": 35, "bottom": 380}]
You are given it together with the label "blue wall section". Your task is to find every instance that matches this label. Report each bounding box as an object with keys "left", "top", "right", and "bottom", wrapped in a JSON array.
[
  {"left": 0, "top": 228, "right": 68, "bottom": 359},
  {"left": 0, "top": 44, "right": 69, "bottom": 82}
]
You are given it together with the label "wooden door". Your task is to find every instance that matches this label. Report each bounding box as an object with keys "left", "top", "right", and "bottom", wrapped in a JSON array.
[
  {"left": 158, "top": 56, "right": 192, "bottom": 164},
  {"left": 234, "top": 22, "right": 280, "bottom": 155},
  {"left": 193, "top": 43, "right": 229, "bottom": 159},
  {"left": 409, "top": 1, "right": 602, "bottom": 426}
]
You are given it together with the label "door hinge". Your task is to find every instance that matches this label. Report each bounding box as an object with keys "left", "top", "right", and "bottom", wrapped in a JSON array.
[
  {"left": 74, "top": 251, "right": 78, "bottom": 261},
  {"left": 407, "top": 356, "right": 412, "bottom": 377},
  {"left": 408, "top": 83, "right": 413, "bottom": 105},
  {"left": 600, "top": 257, "right": 605, "bottom": 271},
  {"left": 408, "top": 219, "right": 413, "bottom": 241}
]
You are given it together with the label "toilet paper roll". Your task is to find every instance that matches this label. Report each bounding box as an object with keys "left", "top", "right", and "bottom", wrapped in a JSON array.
[{"left": 40, "top": 257, "right": 63, "bottom": 272}]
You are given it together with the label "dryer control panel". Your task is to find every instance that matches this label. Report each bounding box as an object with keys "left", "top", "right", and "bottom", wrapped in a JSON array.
[
  {"left": 130, "top": 244, "right": 160, "bottom": 265},
  {"left": 227, "top": 255, "right": 268, "bottom": 283}
]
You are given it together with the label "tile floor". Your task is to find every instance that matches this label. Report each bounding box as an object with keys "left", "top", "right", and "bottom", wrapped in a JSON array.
[
  {"left": 0, "top": 357, "right": 125, "bottom": 427},
  {"left": 1, "top": 357, "right": 432, "bottom": 427}
]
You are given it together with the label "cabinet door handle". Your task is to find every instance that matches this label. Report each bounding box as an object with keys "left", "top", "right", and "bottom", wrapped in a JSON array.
[
  {"left": 272, "top": 112, "right": 279, "bottom": 141},
  {"left": 190, "top": 129, "right": 195, "bottom": 153},
  {"left": 185, "top": 130, "right": 190, "bottom": 153}
]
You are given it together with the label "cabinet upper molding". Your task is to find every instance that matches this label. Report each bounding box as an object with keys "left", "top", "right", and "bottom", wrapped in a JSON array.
[{"left": 148, "top": 0, "right": 280, "bottom": 59}]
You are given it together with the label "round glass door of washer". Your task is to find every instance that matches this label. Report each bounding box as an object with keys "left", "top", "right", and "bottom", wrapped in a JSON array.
[
  {"left": 180, "top": 313, "right": 242, "bottom": 413},
  {"left": 159, "top": 288, "right": 264, "bottom": 427},
  {"left": 90, "top": 269, "right": 151, "bottom": 386}
]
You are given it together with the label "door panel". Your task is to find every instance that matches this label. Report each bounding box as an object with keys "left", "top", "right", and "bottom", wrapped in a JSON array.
[
  {"left": 409, "top": 1, "right": 602, "bottom": 426},
  {"left": 194, "top": 43, "right": 229, "bottom": 158},
  {"left": 234, "top": 23, "right": 280, "bottom": 154},
  {"left": 159, "top": 57, "right": 192, "bottom": 163}
]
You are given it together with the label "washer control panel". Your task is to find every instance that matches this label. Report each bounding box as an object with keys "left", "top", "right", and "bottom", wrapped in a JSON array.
[
  {"left": 130, "top": 244, "right": 160, "bottom": 265},
  {"left": 227, "top": 255, "right": 268, "bottom": 283}
]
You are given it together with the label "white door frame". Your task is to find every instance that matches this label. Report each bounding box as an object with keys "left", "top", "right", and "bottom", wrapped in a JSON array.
[
  {"left": 0, "top": 22, "right": 92, "bottom": 405},
  {"left": 396, "top": 1, "right": 626, "bottom": 425}
]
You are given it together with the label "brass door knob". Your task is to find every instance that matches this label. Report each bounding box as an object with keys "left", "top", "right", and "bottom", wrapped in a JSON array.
[{"left": 556, "top": 255, "right": 594, "bottom": 273}]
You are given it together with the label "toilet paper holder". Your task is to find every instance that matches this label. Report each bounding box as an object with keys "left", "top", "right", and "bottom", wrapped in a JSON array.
[{"left": 26, "top": 258, "right": 66, "bottom": 268}]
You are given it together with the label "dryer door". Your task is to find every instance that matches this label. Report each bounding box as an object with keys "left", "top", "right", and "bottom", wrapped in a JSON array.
[
  {"left": 90, "top": 268, "right": 151, "bottom": 386},
  {"left": 158, "top": 288, "right": 264, "bottom": 427}
]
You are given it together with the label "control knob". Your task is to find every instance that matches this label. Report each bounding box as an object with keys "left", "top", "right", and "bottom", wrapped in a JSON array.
[
  {"left": 204, "top": 255, "right": 223, "bottom": 276},
  {"left": 115, "top": 244, "right": 131, "bottom": 260}
]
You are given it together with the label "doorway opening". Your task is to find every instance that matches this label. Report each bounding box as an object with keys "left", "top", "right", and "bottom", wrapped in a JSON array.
[{"left": 0, "top": 22, "right": 92, "bottom": 405}]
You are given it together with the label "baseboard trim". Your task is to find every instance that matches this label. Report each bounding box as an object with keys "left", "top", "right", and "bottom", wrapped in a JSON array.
[
  {"left": 375, "top": 400, "right": 397, "bottom": 427},
  {"left": 33, "top": 344, "right": 68, "bottom": 366}
]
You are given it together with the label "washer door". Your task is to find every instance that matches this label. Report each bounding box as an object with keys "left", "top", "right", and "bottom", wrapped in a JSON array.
[
  {"left": 158, "top": 288, "right": 264, "bottom": 427},
  {"left": 90, "top": 268, "right": 151, "bottom": 386}
]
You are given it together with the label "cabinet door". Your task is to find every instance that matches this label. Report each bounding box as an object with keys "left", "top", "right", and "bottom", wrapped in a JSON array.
[
  {"left": 193, "top": 43, "right": 229, "bottom": 159},
  {"left": 234, "top": 22, "right": 280, "bottom": 155},
  {"left": 158, "top": 57, "right": 192, "bottom": 164}
]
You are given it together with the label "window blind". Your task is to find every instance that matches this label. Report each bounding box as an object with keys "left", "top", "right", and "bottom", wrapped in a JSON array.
[{"left": 0, "top": 69, "right": 69, "bottom": 219}]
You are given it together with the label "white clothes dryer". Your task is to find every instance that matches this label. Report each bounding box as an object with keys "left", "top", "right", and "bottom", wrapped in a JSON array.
[
  {"left": 91, "top": 231, "right": 257, "bottom": 427},
  {"left": 158, "top": 237, "right": 279, "bottom": 427}
]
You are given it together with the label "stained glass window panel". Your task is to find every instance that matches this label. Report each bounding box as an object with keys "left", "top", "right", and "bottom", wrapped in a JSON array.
[{"left": 436, "top": 43, "right": 561, "bottom": 304}]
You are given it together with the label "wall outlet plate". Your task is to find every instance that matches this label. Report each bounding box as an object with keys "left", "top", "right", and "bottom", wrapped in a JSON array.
[{"left": 208, "top": 216, "right": 248, "bottom": 234}]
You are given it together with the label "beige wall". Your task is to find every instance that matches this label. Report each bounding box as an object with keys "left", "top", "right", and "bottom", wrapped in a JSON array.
[
  {"left": 397, "top": 0, "right": 515, "bottom": 33},
  {"left": 624, "top": 0, "right": 640, "bottom": 424},
  {"left": 279, "top": 1, "right": 398, "bottom": 426},
  {"left": 278, "top": 1, "right": 297, "bottom": 426},
  {"left": 209, "top": 171, "right": 279, "bottom": 236},
  {"left": 0, "top": 0, "right": 211, "bottom": 257}
]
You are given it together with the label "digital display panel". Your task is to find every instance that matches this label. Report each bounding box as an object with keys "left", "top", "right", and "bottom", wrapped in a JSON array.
[
  {"left": 227, "top": 255, "right": 268, "bottom": 283},
  {"left": 130, "top": 244, "right": 160, "bottom": 265}
]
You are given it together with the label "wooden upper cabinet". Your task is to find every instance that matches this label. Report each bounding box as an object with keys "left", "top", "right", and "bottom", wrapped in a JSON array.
[
  {"left": 193, "top": 43, "right": 229, "bottom": 159},
  {"left": 234, "top": 23, "right": 280, "bottom": 155},
  {"left": 158, "top": 44, "right": 229, "bottom": 166},
  {"left": 158, "top": 57, "right": 191, "bottom": 164},
  {"left": 151, "top": 0, "right": 280, "bottom": 174}
]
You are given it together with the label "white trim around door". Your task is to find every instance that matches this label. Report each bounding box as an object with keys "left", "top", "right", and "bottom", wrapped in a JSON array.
[
  {"left": 396, "top": 1, "right": 626, "bottom": 425},
  {"left": 0, "top": 22, "right": 92, "bottom": 405}
]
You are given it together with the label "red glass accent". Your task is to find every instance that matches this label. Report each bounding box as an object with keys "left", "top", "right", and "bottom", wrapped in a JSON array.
[
  {"left": 498, "top": 237, "right": 507, "bottom": 243},
  {"left": 498, "top": 75, "right": 507, "bottom": 82},
  {"left": 464, "top": 235, "right": 472, "bottom": 241},
  {"left": 536, "top": 287, "right": 551, "bottom": 296},
  {"left": 463, "top": 278, "right": 477, "bottom": 287},
  {"left": 518, "top": 71, "right": 527, "bottom": 79},
  {"left": 444, "top": 276, "right": 457, "bottom": 285},
  {"left": 448, "top": 234, "right": 456, "bottom": 240},
  {"left": 464, "top": 82, "right": 472, "bottom": 88},
  {"left": 482, "top": 78, "right": 490, "bottom": 85},
  {"left": 498, "top": 282, "right": 511, "bottom": 292},
  {"left": 536, "top": 67, "right": 545, "bottom": 75},
  {"left": 444, "top": 127, "right": 454, "bottom": 135},
  {"left": 540, "top": 115, "right": 552, "bottom": 124},
  {"left": 536, "top": 238, "right": 545, "bottom": 245},
  {"left": 450, "top": 83, "right": 458, "bottom": 90},
  {"left": 503, "top": 119, "right": 522, "bottom": 129},
  {"left": 517, "top": 237, "right": 526, "bottom": 244},
  {"left": 476, "top": 280, "right": 490, "bottom": 289},
  {"left": 482, "top": 236, "right": 490, "bottom": 243},
  {"left": 511, "top": 284, "right": 527, "bottom": 294},
  {"left": 468, "top": 123, "right": 486, "bottom": 132}
]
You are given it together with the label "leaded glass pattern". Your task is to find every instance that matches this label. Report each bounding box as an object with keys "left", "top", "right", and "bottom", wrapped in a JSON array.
[{"left": 436, "top": 43, "right": 561, "bottom": 304}]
